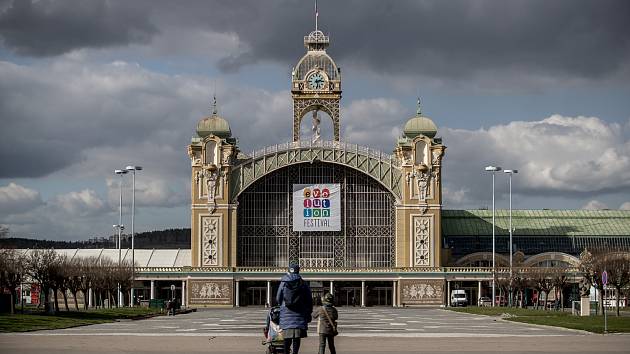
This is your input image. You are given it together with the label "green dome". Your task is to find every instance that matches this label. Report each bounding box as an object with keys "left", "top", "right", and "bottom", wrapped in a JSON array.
[
  {"left": 196, "top": 115, "right": 231, "bottom": 138},
  {"left": 403, "top": 115, "right": 437, "bottom": 139}
]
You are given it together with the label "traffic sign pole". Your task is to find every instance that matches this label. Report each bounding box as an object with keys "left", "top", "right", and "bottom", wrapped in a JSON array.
[{"left": 602, "top": 270, "right": 608, "bottom": 334}]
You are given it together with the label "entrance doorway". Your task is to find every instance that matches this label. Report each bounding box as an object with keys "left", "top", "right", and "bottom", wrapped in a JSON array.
[
  {"left": 369, "top": 287, "right": 392, "bottom": 306},
  {"left": 239, "top": 281, "right": 269, "bottom": 306}
]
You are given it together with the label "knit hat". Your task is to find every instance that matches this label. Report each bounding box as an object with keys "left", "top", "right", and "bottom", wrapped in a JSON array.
[{"left": 289, "top": 263, "right": 300, "bottom": 274}]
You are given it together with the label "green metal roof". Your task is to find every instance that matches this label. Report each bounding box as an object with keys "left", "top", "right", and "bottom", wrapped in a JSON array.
[{"left": 442, "top": 209, "right": 630, "bottom": 237}]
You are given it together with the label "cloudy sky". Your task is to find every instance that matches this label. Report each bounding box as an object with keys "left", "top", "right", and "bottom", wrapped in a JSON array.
[{"left": 1, "top": 0, "right": 629, "bottom": 241}]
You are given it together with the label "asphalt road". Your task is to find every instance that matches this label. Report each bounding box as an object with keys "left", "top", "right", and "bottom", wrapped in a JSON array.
[{"left": 2, "top": 308, "right": 629, "bottom": 353}]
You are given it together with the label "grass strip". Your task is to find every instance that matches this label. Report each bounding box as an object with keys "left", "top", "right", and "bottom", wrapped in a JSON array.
[
  {"left": 450, "top": 307, "right": 630, "bottom": 334},
  {"left": 0, "top": 307, "right": 162, "bottom": 333}
]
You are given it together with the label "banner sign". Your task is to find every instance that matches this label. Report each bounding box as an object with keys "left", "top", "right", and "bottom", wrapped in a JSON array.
[{"left": 292, "top": 184, "right": 341, "bottom": 231}]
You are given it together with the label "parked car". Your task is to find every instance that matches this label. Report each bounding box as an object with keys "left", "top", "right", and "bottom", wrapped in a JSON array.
[
  {"left": 450, "top": 290, "right": 468, "bottom": 307},
  {"left": 478, "top": 296, "right": 492, "bottom": 307}
]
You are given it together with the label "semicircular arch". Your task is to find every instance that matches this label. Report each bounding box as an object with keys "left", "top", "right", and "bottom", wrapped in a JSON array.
[
  {"left": 454, "top": 252, "right": 510, "bottom": 267},
  {"left": 230, "top": 145, "right": 402, "bottom": 202}
]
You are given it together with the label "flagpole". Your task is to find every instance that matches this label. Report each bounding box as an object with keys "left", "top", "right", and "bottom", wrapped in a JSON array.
[{"left": 315, "top": 0, "right": 318, "bottom": 31}]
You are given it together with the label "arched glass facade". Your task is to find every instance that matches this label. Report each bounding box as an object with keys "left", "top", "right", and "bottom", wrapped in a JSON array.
[{"left": 237, "top": 162, "right": 395, "bottom": 268}]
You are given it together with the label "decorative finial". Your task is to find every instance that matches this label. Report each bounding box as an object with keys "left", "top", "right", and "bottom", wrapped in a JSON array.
[
  {"left": 212, "top": 94, "right": 218, "bottom": 116},
  {"left": 416, "top": 97, "right": 422, "bottom": 116}
]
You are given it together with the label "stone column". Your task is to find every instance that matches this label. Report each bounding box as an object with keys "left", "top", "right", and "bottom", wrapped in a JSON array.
[
  {"left": 88, "top": 288, "right": 93, "bottom": 308},
  {"left": 267, "top": 281, "right": 272, "bottom": 307},
  {"left": 329, "top": 281, "right": 334, "bottom": 295},
  {"left": 361, "top": 281, "right": 366, "bottom": 307},
  {"left": 181, "top": 280, "right": 186, "bottom": 308},
  {"left": 130, "top": 288, "right": 135, "bottom": 307},
  {"left": 235, "top": 280, "right": 240, "bottom": 307},
  {"left": 393, "top": 281, "right": 397, "bottom": 307},
  {"left": 447, "top": 281, "right": 451, "bottom": 307},
  {"left": 150, "top": 280, "right": 155, "bottom": 300}
]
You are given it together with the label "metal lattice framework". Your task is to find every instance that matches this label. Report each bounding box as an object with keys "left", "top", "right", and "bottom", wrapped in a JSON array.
[
  {"left": 230, "top": 141, "right": 403, "bottom": 202},
  {"left": 236, "top": 162, "right": 396, "bottom": 268},
  {"left": 293, "top": 98, "right": 340, "bottom": 141}
]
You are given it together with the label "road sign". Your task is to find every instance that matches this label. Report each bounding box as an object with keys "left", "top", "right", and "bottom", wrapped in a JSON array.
[
  {"left": 170, "top": 284, "right": 175, "bottom": 291},
  {"left": 602, "top": 270, "right": 608, "bottom": 286}
]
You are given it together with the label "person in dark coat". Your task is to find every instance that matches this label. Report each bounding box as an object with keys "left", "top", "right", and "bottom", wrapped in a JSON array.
[
  {"left": 276, "top": 263, "right": 312, "bottom": 354},
  {"left": 313, "top": 293, "right": 338, "bottom": 354}
]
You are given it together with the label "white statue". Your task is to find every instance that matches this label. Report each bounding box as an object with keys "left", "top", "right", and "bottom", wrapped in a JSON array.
[{"left": 312, "top": 109, "right": 321, "bottom": 143}]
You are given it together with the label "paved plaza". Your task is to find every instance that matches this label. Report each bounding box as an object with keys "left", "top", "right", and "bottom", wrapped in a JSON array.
[
  {"left": 3, "top": 308, "right": 630, "bottom": 353},
  {"left": 8, "top": 307, "right": 577, "bottom": 337}
]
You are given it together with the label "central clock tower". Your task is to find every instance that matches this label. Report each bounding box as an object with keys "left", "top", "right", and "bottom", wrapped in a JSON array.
[{"left": 291, "top": 29, "right": 342, "bottom": 141}]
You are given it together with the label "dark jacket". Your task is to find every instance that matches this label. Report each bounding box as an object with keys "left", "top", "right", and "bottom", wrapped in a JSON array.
[
  {"left": 276, "top": 273, "right": 313, "bottom": 330},
  {"left": 313, "top": 304, "right": 338, "bottom": 335}
]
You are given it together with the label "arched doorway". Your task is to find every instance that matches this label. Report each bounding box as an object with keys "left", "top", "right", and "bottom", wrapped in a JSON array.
[{"left": 237, "top": 162, "right": 395, "bottom": 268}]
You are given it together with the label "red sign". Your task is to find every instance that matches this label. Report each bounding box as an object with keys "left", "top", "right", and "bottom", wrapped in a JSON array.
[{"left": 30, "top": 284, "right": 40, "bottom": 305}]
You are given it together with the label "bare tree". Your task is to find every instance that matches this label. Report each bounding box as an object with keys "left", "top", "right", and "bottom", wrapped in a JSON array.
[
  {"left": 77, "top": 257, "right": 98, "bottom": 310},
  {"left": 0, "top": 249, "right": 24, "bottom": 314},
  {"left": 511, "top": 267, "right": 529, "bottom": 308},
  {"left": 65, "top": 258, "right": 84, "bottom": 311},
  {"left": 531, "top": 267, "right": 554, "bottom": 310},
  {"left": 26, "top": 249, "right": 58, "bottom": 314},
  {"left": 603, "top": 253, "right": 630, "bottom": 316},
  {"left": 114, "top": 260, "right": 134, "bottom": 307},
  {"left": 550, "top": 266, "right": 570, "bottom": 311}
]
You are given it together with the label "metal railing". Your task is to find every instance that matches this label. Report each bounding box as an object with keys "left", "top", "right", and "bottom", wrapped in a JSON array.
[{"left": 242, "top": 140, "right": 398, "bottom": 167}]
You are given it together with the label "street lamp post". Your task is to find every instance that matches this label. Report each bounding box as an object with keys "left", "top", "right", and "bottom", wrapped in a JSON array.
[
  {"left": 125, "top": 166, "right": 142, "bottom": 307},
  {"left": 504, "top": 169, "right": 518, "bottom": 307},
  {"left": 114, "top": 169, "right": 128, "bottom": 307},
  {"left": 485, "top": 165, "right": 501, "bottom": 307}
]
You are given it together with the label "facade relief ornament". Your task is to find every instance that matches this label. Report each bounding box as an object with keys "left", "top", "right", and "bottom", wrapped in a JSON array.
[
  {"left": 432, "top": 149, "right": 444, "bottom": 165},
  {"left": 201, "top": 165, "right": 221, "bottom": 213},
  {"left": 189, "top": 280, "right": 232, "bottom": 305},
  {"left": 413, "top": 217, "right": 431, "bottom": 266},
  {"left": 400, "top": 279, "right": 443, "bottom": 305},
  {"left": 201, "top": 217, "right": 219, "bottom": 266}
]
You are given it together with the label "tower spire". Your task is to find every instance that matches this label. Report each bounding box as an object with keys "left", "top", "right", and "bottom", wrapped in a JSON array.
[
  {"left": 212, "top": 94, "right": 218, "bottom": 116},
  {"left": 416, "top": 97, "right": 422, "bottom": 116}
]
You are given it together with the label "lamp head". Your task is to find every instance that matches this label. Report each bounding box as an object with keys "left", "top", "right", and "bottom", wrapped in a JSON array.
[
  {"left": 125, "top": 166, "right": 143, "bottom": 171},
  {"left": 484, "top": 166, "right": 501, "bottom": 172},
  {"left": 115, "top": 169, "right": 128, "bottom": 175},
  {"left": 504, "top": 169, "right": 518, "bottom": 174}
]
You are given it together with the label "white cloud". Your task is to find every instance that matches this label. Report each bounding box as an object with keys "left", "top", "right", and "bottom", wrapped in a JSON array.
[
  {"left": 581, "top": 200, "right": 609, "bottom": 210},
  {"left": 50, "top": 189, "right": 107, "bottom": 217},
  {"left": 106, "top": 177, "right": 187, "bottom": 209},
  {"left": 441, "top": 115, "right": 630, "bottom": 206},
  {"left": 0, "top": 183, "right": 43, "bottom": 215},
  {"left": 343, "top": 98, "right": 407, "bottom": 149}
]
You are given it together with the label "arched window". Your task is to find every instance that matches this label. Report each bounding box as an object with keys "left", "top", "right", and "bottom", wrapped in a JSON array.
[
  {"left": 415, "top": 141, "right": 427, "bottom": 165},
  {"left": 205, "top": 141, "right": 217, "bottom": 165}
]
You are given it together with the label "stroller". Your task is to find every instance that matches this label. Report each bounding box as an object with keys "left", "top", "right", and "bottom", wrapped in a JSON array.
[{"left": 262, "top": 306, "right": 285, "bottom": 354}]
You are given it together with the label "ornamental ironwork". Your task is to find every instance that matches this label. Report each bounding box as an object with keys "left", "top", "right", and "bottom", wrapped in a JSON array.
[
  {"left": 230, "top": 141, "right": 403, "bottom": 202},
  {"left": 236, "top": 162, "right": 396, "bottom": 268}
]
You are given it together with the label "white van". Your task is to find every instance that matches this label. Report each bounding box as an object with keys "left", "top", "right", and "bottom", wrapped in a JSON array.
[{"left": 450, "top": 290, "right": 468, "bottom": 307}]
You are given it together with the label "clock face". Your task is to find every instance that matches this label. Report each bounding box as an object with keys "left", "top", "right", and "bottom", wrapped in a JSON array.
[{"left": 308, "top": 72, "right": 325, "bottom": 90}]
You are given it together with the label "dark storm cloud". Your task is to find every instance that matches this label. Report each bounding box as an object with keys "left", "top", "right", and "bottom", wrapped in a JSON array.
[
  {"left": 155, "top": 0, "right": 630, "bottom": 80},
  {"left": 2, "top": 1, "right": 628, "bottom": 79},
  {"left": 0, "top": 0, "right": 157, "bottom": 56}
]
